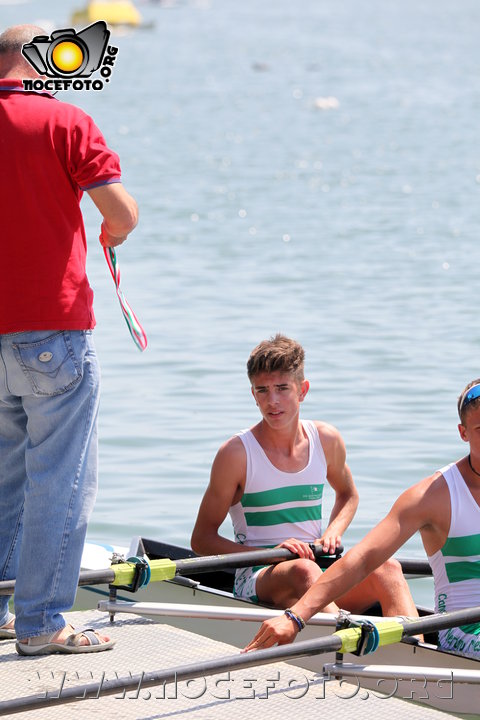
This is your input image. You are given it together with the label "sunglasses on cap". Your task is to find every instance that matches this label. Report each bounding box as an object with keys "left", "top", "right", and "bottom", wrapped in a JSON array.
[{"left": 459, "top": 384, "right": 480, "bottom": 416}]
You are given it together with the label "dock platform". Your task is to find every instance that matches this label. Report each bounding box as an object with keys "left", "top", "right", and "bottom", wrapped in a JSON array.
[{"left": 0, "top": 610, "right": 468, "bottom": 718}]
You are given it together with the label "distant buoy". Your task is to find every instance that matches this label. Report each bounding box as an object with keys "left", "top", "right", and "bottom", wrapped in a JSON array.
[
  {"left": 314, "top": 96, "right": 339, "bottom": 110},
  {"left": 252, "top": 62, "right": 270, "bottom": 72}
]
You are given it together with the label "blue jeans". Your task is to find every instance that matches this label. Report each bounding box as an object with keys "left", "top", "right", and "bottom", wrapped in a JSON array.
[{"left": 0, "top": 330, "right": 99, "bottom": 640}]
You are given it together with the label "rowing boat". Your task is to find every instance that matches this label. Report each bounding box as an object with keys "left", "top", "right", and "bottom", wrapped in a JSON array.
[{"left": 75, "top": 536, "right": 480, "bottom": 715}]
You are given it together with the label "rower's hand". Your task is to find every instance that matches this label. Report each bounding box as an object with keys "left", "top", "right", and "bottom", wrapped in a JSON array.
[
  {"left": 315, "top": 532, "right": 342, "bottom": 556},
  {"left": 276, "top": 538, "right": 315, "bottom": 560},
  {"left": 241, "top": 615, "right": 298, "bottom": 653}
]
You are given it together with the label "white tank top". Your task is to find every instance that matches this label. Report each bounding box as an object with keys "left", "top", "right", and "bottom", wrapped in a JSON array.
[
  {"left": 427, "top": 462, "right": 480, "bottom": 656},
  {"left": 428, "top": 462, "right": 480, "bottom": 614},
  {"left": 229, "top": 419, "right": 327, "bottom": 547}
]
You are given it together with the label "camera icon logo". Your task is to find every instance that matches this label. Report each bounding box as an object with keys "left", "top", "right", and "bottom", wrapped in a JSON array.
[{"left": 22, "top": 21, "right": 110, "bottom": 79}]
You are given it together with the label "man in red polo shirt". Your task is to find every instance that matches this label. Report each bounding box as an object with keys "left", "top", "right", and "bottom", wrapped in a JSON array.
[{"left": 0, "top": 25, "right": 138, "bottom": 655}]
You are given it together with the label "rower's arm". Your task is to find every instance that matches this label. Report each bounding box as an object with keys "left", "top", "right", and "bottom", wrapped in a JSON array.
[
  {"left": 316, "top": 422, "right": 359, "bottom": 555},
  {"left": 243, "top": 479, "right": 435, "bottom": 651},
  {"left": 191, "top": 437, "right": 254, "bottom": 555},
  {"left": 295, "top": 486, "right": 424, "bottom": 621}
]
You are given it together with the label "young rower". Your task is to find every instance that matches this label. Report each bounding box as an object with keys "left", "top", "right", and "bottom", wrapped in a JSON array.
[
  {"left": 191, "top": 334, "right": 417, "bottom": 618},
  {"left": 244, "top": 379, "right": 480, "bottom": 659}
]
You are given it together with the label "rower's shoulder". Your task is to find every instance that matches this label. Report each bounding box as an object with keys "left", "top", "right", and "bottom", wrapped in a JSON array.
[
  {"left": 311, "top": 419, "right": 343, "bottom": 440},
  {"left": 311, "top": 420, "right": 345, "bottom": 452},
  {"left": 208, "top": 434, "right": 247, "bottom": 500},
  {"left": 413, "top": 470, "right": 448, "bottom": 496},
  {"left": 215, "top": 433, "right": 247, "bottom": 461},
  {"left": 396, "top": 471, "right": 449, "bottom": 515}
]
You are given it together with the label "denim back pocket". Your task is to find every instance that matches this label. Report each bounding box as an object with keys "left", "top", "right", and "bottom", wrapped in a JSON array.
[{"left": 12, "top": 331, "right": 83, "bottom": 396}]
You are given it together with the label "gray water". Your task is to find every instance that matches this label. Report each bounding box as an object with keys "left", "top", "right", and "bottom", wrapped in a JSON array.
[{"left": 2, "top": 0, "right": 480, "bottom": 605}]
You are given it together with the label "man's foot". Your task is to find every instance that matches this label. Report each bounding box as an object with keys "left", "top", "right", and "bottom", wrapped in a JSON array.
[
  {"left": 16, "top": 624, "right": 115, "bottom": 655},
  {"left": 0, "top": 613, "right": 16, "bottom": 640}
]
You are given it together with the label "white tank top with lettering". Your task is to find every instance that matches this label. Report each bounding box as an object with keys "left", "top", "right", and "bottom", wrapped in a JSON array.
[
  {"left": 229, "top": 419, "right": 327, "bottom": 547},
  {"left": 427, "top": 462, "right": 480, "bottom": 657}
]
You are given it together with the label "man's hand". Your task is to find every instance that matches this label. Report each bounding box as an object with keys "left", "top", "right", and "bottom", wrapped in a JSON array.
[
  {"left": 315, "top": 533, "right": 342, "bottom": 556},
  {"left": 99, "top": 221, "right": 127, "bottom": 248},
  {"left": 276, "top": 538, "right": 315, "bottom": 560},
  {"left": 242, "top": 614, "right": 298, "bottom": 653}
]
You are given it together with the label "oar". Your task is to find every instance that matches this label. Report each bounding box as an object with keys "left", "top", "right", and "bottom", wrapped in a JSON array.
[
  {"left": 0, "top": 545, "right": 342, "bottom": 596},
  {"left": 396, "top": 557, "right": 432, "bottom": 576},
  {"left": 400, "top": 605, "right": 480, "bottom": 637},
  {"left": 2, "top": 605, "right": 479, "bottom": 716},
  {"left": 0, "top": 623, "right": 388, "bottom": 716}
]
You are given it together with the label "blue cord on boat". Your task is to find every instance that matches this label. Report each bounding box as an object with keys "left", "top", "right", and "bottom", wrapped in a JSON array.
[
  {"left": 363, "top": 621, "right": 380, "bottom": 654},
  {"left": 143, "top": 559, "right": 151, "bottom": 587},
  {"left": 347, "top": 618, "right": 380, "bottom": 655},
  {"left": 126, "top": 556, "right": 151, "bottom": 590}
]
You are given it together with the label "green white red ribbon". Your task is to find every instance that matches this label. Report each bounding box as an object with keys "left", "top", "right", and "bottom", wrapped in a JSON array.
[{"left": 104, "top": 246, "right": 147, "bottom": 352}]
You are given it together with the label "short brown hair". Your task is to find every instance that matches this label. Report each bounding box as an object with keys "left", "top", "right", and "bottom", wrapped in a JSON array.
[
  {"left": 458, "top": 378, "right": 480, "bottom": 423},
  {"left": 247, "top": 334, "right": 305, "bottom": 382}
]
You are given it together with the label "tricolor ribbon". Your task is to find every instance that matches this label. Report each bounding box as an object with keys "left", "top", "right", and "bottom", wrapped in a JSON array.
[{"left": 103, "top": 246, "right": 148, "bottom": 352}]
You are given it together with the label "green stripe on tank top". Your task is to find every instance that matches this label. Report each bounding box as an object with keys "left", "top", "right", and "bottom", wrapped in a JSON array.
[
  {"left": 241, "top": 484, "right": 324, "bottom": 508},
  {"left": 245, "top": 504, "right": 322, "bottom": 527},
  {"left": 445, "top": 560, "right": 480, "bottom": 584},
  {"left": 441, "top": 533, "right": 480, "bottom": 558}
]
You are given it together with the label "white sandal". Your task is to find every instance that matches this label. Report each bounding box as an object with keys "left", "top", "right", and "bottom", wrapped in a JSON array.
[
  {"left": 0, "top": 612, "right": 16, "bottom": 640},
  {"left": 16, "top": 627, "right": 115, "bottom": 655}
]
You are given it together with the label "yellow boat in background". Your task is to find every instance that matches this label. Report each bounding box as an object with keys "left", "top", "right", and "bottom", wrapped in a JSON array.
[{"left": 72, "top": 0, "right": 142, "bottom": 28}]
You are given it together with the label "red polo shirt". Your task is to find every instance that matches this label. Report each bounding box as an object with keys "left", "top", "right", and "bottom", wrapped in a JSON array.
[{"left": 0, "top": 79, "right": 122, "bottom": 332}]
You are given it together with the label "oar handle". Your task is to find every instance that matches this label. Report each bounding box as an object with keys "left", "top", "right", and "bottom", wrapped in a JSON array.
[
  {"left": 173, "top": 544, "right": 343, "bottom": 576},
  {"left": 111, "top": 545, "right": 344, "bottom": 588},
  {"left": 396, "top": 557, "right": 432, "bottom": 576},
  {"left": 0, "top": 544, "right": 343, "bottom": 595}
]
